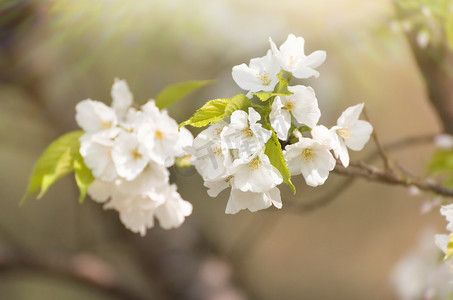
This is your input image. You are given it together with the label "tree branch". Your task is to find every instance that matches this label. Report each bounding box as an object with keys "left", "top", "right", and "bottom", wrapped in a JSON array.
[
  {"left": 0, "top": 248, "right": 149, "bottom": 300},
  {"left": 334, "top": 160, "right": 453, "bottom": 198}
]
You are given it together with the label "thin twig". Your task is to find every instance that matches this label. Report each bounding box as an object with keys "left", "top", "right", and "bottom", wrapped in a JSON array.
[
  {"left": 0, "top": 249, "right": 149, "bottom": 300},
  {"left": 363, "top": 108, "right": 390, "bottom": 170},
  {"left": 333, "top": 161, "right": 453, "bottom": 198}
]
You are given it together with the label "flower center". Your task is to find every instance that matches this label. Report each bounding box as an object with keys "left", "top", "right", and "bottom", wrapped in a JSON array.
[
  {"left": 101, "top": 120, "right": 112, "bottom": 129},
  {"left": 155, "top": 130, "right": 164, "bottom": 139},
  {"left": 257, "top": 71, "right": 271, "bottom": 85},
  {"left": 302, "top": 148, "right": 315, "bottom": 163},
  {"left": 337, "top": 127, "right": 350, "bottom": 139},
  {"left": 289, "top": 56, "right": 296, "bottom": 69},
  {"left": 214, "top": 128, "right": 223, "bottom": 136},
  {"left": 248, "top": 157, "right": 261, "bottom": 171},
  {"left": 284, "top": 99, "right": 295, "bottom": 111},
  {"left": 213, "top": 146, "right": 223, "bottom": 157},
  {"left": 241, "top": 127, "right": 253, "bottom": 137},
  {"left": 131, "top": 148, "right": 142, "bottom": 160}
]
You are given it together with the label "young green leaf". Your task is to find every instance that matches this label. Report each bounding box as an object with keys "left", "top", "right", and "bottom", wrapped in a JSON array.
[
  {"left": 446, "top": 234, "right": 453, "bottom": 261},
  {"left": 73, "top": 152, "right": 94, "bottom": 203},
  {"left": 264, "top": 125, "right": 296, "bottom": 193},
  {"left": 274, "top": 70, "right": 290, "bottom": 94},
  {"left": 22, "top": 130, "right": 84, "bottom": 203},
  {"left": 180, "top": 94, "right": 251, "bottom": 128},
  {"left": 251, "top": 91, "right": 293, "bottom": 102},
  {"left": 155, "top": 80, "right": 213, "bottom": 109}
]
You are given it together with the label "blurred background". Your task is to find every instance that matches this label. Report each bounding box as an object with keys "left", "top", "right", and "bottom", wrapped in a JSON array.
[{"left": 0, "top": 0, "right": 448, "bottom": 299}]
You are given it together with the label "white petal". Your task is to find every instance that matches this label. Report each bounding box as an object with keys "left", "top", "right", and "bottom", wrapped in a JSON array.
[
  {"left": 75, "top": 99, "right": 117, "bottom": 133},
  {"left": 304, "top": 50, "right": 326, "bottom": 69},
  {"left": 204, "top": 177, "right": 230, "bottom": 197},
  {"left": 344, "top": 120, "right": 373, "bottom": 151},
  {"left": 80, "top": 139, "right": 117, "bottom": 181},
  {"left": 87, "top": 179, "right": 112, "bottom": 203},
  {"left": 232, "top": 64, "right": 265, "bottom": 92},
  {"left": 111, "top": 133, "right": 148, "bottom": 181},
  {"left": 270, "top": 97, "right": 291, "bottom": 140},
  {"left": 337, "top": 103, "right": 364, "bottom": 127},
  {"left": 111, "top": 78, "right": 133, "bottom": 119},
  {"left": 232, "top": 152, "right": 282, "bottom": 193},
  {"left": 288, "top": 85, "right": 320, "bottom": 128},
  {"left": 154, "top": 185, "right": 192, "bottom": 229}
]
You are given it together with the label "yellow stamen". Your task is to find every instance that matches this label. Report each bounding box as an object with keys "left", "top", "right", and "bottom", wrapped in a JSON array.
[
  {"left": 213, "top": 146, "right": 223, "bottom": 157},
  {"left": 101, "top": 121, "right": 112, "bottom": 129},
  {"left": 214, "top": 128, "right": 223, "bottom": 135},
  {"left": 248, "top": 158, "right": 261, "bottom": 171},
  {"left": 284, "top": 99, "right": 295, "bottom": 111},
  {"left": 302, "top": 148, "right": 315, "bottom": 163},
  {"left": 257, "top": 71, "right": 271, "bottom": 85},
  {"left": 241, "top": 127, "right": 253, "bottom": 137},
  {"left": 289, "top": 56, "right": 296, "bottom": 69},
  {"left": 131, "top": 148, "right": 142, "bottom": 160},
  {"left": 337, "top": 126, "right": 350, "bottom": 139},
  {"left": 155, "top": 130, "right": 164, "bottom": 139}
]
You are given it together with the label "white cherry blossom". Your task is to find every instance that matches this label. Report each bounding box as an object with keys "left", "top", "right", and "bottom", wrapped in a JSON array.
[
  {"left": 269, "top": 34, "right": 326, "bottom": 79},
  {"left": 221, "top": 107, "right": 271, "bottom": 162},
  {"left": 187, "top": 121, "right": 228, "bottom": 181},
  {"left": 229, "top": 151, "right": 283, "bottom": 193},
  {"left": 232, "top": 50, "right": 280, "bottom": 94},
  {"left": 225, "top": 187, "right": 282, "bottom": 214},
  {"left": 111, "top": 132, "right": 149, "bottom": 181},
  {"left": 138, "top": 100, "right": 192, "bottom": 167},
  {"left": 329, "top": 103, "right": 373, "bottom": 167},
  {"left": 111, "top": 78, "right": 133, "bottom": 119},
  {"left": 75, "top": 99, "right": 118, "bottom": 134},
  {"left": 79, "top": 136, "right": 118, "bottom": 182},
  {"left": 270, "top": 85, "right": 320, "bottom": 140},
  {"left": 154, "top": 184, "right": 193, "bottom": 230},
  {"left": 284, "top": 137, "right": 336, "bottom": 187}
]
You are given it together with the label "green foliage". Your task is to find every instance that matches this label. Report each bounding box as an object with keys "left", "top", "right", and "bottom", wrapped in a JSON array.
[
  {"left": 22, "top": 130, "right": 91, "bottom": 204},
  {"left": 73, "top": 152, "right": 94, "bottom": 203},
  {"left": 264, "top": 124, "right": 296, "bottom": 193},
  {"left": 275, "top": 70, "right": 290, "bottom": 94},
  {"left": 155, "top": 79, "right": 213, "bottom": 109},
  {"left": 252, "top": 91, "right": 292, "bottom": 102},
  {"left": 428, "top": 150, "right": 453, "bottom": 186},
  {"left": 180, "top": 94, "right": 251, "bottom": 128},
  {"left": 446, "top": 234, "right": 453, "bottom": 260}
]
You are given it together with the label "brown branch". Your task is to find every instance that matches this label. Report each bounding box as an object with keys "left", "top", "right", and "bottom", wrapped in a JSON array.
[
  {"left": 0, "top": 249, "right": 149, "bottom": 300},
  {"left": 334, "top": 161, "right": 453, "bottom": 198}
]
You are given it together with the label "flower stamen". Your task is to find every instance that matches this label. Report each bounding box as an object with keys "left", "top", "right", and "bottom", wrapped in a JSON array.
[
  {"left": 248, "top": 157, "right": 261, "bottom": 171},
  {"left": 302, "top": 148, "right": 315, "bottom": 163}
]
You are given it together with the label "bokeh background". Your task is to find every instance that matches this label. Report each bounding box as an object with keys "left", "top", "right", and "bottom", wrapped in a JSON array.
[{"left": 0, "top": 0, "right": 447, "bottom": 299}]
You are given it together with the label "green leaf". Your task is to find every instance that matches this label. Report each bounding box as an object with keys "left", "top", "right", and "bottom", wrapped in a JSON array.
[
  {"left": 155, "top": 80, "right": 213, "bottom": 109},
  {"left": 251, "top": 91, "right": 293, "bottom": 102},
  {"left": 73, "top": 152, "right": 94, "bottom": 203},
  {"left": 428, "top": 150, "right": 453, "bottom": 173},
  {"left": 22, "top": 130, "right": 84, "bottom": 204},
  {"left": 274, "top": 70, "right": 290, "bottom": 94},
  {"left": 264, "top": 124, "right": 296, "bottom": 193},
  {"left": 446, "top": 234, "right": 453, "bottom": 261},
  {"left": 180, "top": 94, "right": 251, "bottom": 128}
]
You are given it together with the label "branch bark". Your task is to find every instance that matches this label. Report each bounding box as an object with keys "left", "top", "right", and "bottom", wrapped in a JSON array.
[{"left": 0, "top": 248, "right": 149, "bottom": 300}]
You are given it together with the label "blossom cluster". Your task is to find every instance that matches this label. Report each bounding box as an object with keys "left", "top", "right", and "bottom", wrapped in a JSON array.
[
  {"left": 187, "top": 34, "right": 373, "bottom": 214},
  {"left": 75, "top": 79, "right": 193, "bottom": 235},
  {"left": 435, "top": 204, "right": 453, "bottom": 270},
  {"left": 392, "top": 228, "right": 453, "bottom": 300}
]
